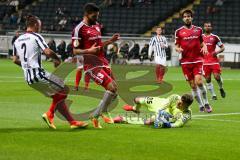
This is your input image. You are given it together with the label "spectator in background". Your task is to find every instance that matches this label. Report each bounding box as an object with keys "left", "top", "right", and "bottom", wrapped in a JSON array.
[
  {"left": 48, "top": 39, "right": 57, "bottom": 53},
  {"left": 119, "top": 43, "right": 129, "bottom": 59},
  {"left": 128, "top": 43, "right": 140, "bottom": 60},
  {"left": 58, "top": 17, "right": 67, "bottom": 30},
  {"left": 47, "top": 39, "right": 57, "bottom": 60},
  {"left": 138, "top": 0, "right": 153, "bottom": 5},
  {"left": 62, "top": 7, "right": 69, "bottom": 16},
  {"left": 9, "top": 30, "right": 19, "bottom": 56},
  {"left": 2, "top": 14, "right": 10, "bottom": 24},
  {"left": 57, "top": 40, "right": 67, "bottom": 61},
  {"left": 10, "top": 13, "right": 18, "bottom": 24},
  {"left": 207, "top": 0, "right": 224, "bottom": 14},
  {"left": 9, "top": 0, "right": 19, "bottom": 12},
  {"left": 139, "top": 44, "right": 149, "bottom": 63},
  {"left": 48, "top": 24, "right": 56, "bottom": 31},
  {"left": 66, "top": 41, "right": 73, "bottom": 57},
  {"left": 121, "top": 0, "right": 133, "bottom": 8},
  {"left": 71, "top": 16, "right": 80, "bottom": 27},
  {"left": 11, "top": 30, "right": 19, "bottom": 45},
  {"left": 105, "top": 43, "right": 118, "bottom": 63},
  {"left": 111, "top": 43, "right": 118, "bottom": 64},
  {"left": 56, "top": 7, "right": 64, "bottom": 16},
  {"left": 100, "top": 0, "right": 113, "bottom": 8},
  {"left": 17, "top": 10, "right": 24, "bottom": 25}
]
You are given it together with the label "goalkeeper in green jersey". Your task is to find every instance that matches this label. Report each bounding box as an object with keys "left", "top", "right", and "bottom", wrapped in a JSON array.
[{"left": 113, "top": 94, "right": 193, "bottom": 128}]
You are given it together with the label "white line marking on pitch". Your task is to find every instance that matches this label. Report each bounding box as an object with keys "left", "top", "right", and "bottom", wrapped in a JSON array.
[
  {"left": 194, "top": 117, "right": 240, "bottom": 123},
  {"left": 193, "top": 112, "right": 240, "bottom": 117}
]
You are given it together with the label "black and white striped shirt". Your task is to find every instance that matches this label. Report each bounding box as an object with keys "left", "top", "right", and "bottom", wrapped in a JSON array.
[
  {"left": 149, "top": 35, "right": 168, "bottom": 58},
  {"left": 13, "top": 32, "right": 49, "bottom": 84}
]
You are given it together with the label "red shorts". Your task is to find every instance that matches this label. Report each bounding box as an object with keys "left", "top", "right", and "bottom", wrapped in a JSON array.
[
  {"left": 86, "top": 67, "right": 114, "bottom": 89},
  {"left": 203, "top": 64, "right": 221, "bottom": 78},
  {"left": 181, "top": 62, "right": 203, "bottom": 81}
]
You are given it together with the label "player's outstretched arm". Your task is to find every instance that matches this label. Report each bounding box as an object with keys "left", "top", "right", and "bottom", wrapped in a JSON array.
[
  {"left": 43, "top": 48, "right": 61, "bottom": 67},
  {"left": 102, "top": 33, "right": 120, "bottom": 47}
]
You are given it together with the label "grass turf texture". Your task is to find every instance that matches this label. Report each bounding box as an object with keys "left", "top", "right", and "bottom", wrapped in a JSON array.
[{"left": 0, "top": 59, "right": 240, "bottom": 160}]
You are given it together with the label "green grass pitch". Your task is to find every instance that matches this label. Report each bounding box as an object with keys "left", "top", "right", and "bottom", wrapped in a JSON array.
[{"left": 0, "top": 59, "right": 240, "bottom": 160}]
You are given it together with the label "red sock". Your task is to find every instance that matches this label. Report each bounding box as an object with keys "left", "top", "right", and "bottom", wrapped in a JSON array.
[
  {"left": 156, "top": 65, "right": 161, "bottom": 81},
  {"left": 84, "top": 73, "right": 90, "bottom": 89},
  {"left": 49, "top": 93, "right": 75, "bottom": 124},
  {"left": 57, "top": 101, "right": 75, "bottom": 124},
  {"left": 48, "top": 93, "right": 64, "bottom": 115},
  {"left": 159, "top": 66, "right": 165, "bottom": 81},
  {"left": 75, "top": 69, "right": 82, "bottom": 88}
]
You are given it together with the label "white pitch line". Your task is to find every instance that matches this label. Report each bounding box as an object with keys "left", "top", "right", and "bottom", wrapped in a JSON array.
[
  {"left": 193, "top": 112, "right": 240, "bottom": 118},
  {"left": 194, "top": 117, "right": 240, "bottom": 123}
]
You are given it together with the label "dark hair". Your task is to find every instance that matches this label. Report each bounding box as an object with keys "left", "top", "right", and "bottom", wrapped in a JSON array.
[
  {"left": 181, "top": 9, "right": 193, "bottom": 18},
  {"left": 204, "top": 21, "right": 212, "bottom": 25},
  {"left": 156, "top": 26, "right": 163, "bottom": 30},
  {"left": 181, "top": 94, "right": 193, "bottom": 107},
  {"left": 26, "top": 15, "right": 40, "bottom": 27},
  {"left": 84, "top": 3, "right": 99, "bottom": 14}
]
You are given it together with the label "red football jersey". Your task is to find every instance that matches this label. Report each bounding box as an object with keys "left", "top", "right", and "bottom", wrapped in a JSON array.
[
  {"left": 72, "top": 21, "right": 108, "bottom": 70},
  {"left": 203, "top": 33, "right": 223, "bottom": 64},
  {"left": 175, "top": 25, "right": 204, "bottom": 64}
]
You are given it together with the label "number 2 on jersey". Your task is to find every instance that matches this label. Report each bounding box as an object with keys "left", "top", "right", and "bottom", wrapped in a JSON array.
[{"left": 21, "top": 43, "right": 27, "bottom": 62}]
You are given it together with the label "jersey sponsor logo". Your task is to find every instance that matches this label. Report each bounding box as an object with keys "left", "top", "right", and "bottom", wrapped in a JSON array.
[
  {"left": 205, "top": 42, "right": 213, "bottom": 46},
  {"left": 18, "top": 37, "right": 30, "bottom": 42},
  {"left": 183, "top": 35, "right": 198, "bottom": 40},
  {"left": 88, "top": 35, "right": 102, "bottom": 40}
]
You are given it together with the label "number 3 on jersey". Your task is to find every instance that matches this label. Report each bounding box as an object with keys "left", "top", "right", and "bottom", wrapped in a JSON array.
[{"left": 21, "top": 43, "right": 27, "bottom": 62}]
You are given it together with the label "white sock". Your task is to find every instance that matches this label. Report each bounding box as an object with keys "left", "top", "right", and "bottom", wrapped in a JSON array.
[
  {"left": 199, "top": 85, "right": 209, "bottom": 105},
  {"left": 191, "top": 89, "right": 204, "bottom": 108},
  {"left": 92, "top": 90, "right": 116, "bottom": 117},
  {"left": 206, "top": 82, "right": 216, "bottom": 97}
]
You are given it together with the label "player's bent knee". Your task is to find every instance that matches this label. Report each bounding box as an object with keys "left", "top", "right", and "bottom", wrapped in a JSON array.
[
  {"left": 106, "top": 81, "right": 117, "bottom": 93},
  {"left": 214, "top": 74, "right": 220, "bottom": 80},
  {"left": 206, "top": 78, "right": 211, "bottom": 83}
]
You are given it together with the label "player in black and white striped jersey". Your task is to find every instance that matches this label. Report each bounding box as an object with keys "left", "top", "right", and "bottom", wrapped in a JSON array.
[
  {"left": 12, "top": 15, "right": 88, "bottom": 129},
  {"left": 148, "top": 27, "right": 168, "bottom": 83}
]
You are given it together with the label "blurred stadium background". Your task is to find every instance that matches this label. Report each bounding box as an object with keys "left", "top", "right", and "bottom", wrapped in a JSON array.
[{"left": 0, "top": 0, "right": 240, "bottom": 68}]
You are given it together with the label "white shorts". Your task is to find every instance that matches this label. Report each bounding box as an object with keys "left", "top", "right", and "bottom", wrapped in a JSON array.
[
  {"left": 64, "top": 56, "right": 83, "bottom": 69},
  {"left": 28, "top": 70, "right": 65, "bottom": 97},
  {"left": 154, "top": 56, "right": 167, "bottom": 66},
  {"left": 76, "top": 55, "right": 84, "bottom": 69}
]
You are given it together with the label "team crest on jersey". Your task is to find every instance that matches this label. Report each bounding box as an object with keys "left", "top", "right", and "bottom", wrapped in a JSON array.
[
  {"left": 194, "top": 28, "right": 198, "bottom": 32},
  {"left": 95, "top": 26, "right": 100, "bottom": 32}
]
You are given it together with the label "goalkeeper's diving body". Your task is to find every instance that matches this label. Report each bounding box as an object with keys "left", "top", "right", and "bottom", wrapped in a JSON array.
[{"left": 113, "top": 94, "right": 193, "bottom": 128}]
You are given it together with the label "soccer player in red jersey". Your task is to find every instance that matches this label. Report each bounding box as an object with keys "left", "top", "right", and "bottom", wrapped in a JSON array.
[
  {"left": 72, "top": 3, "right": 120, "bottom": 128},
  {"left": 202, "top": 22, "right": 225, "bottom": 100},
  {"left": 175, "top": 10, "right": 212, "bottom": 113}
]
